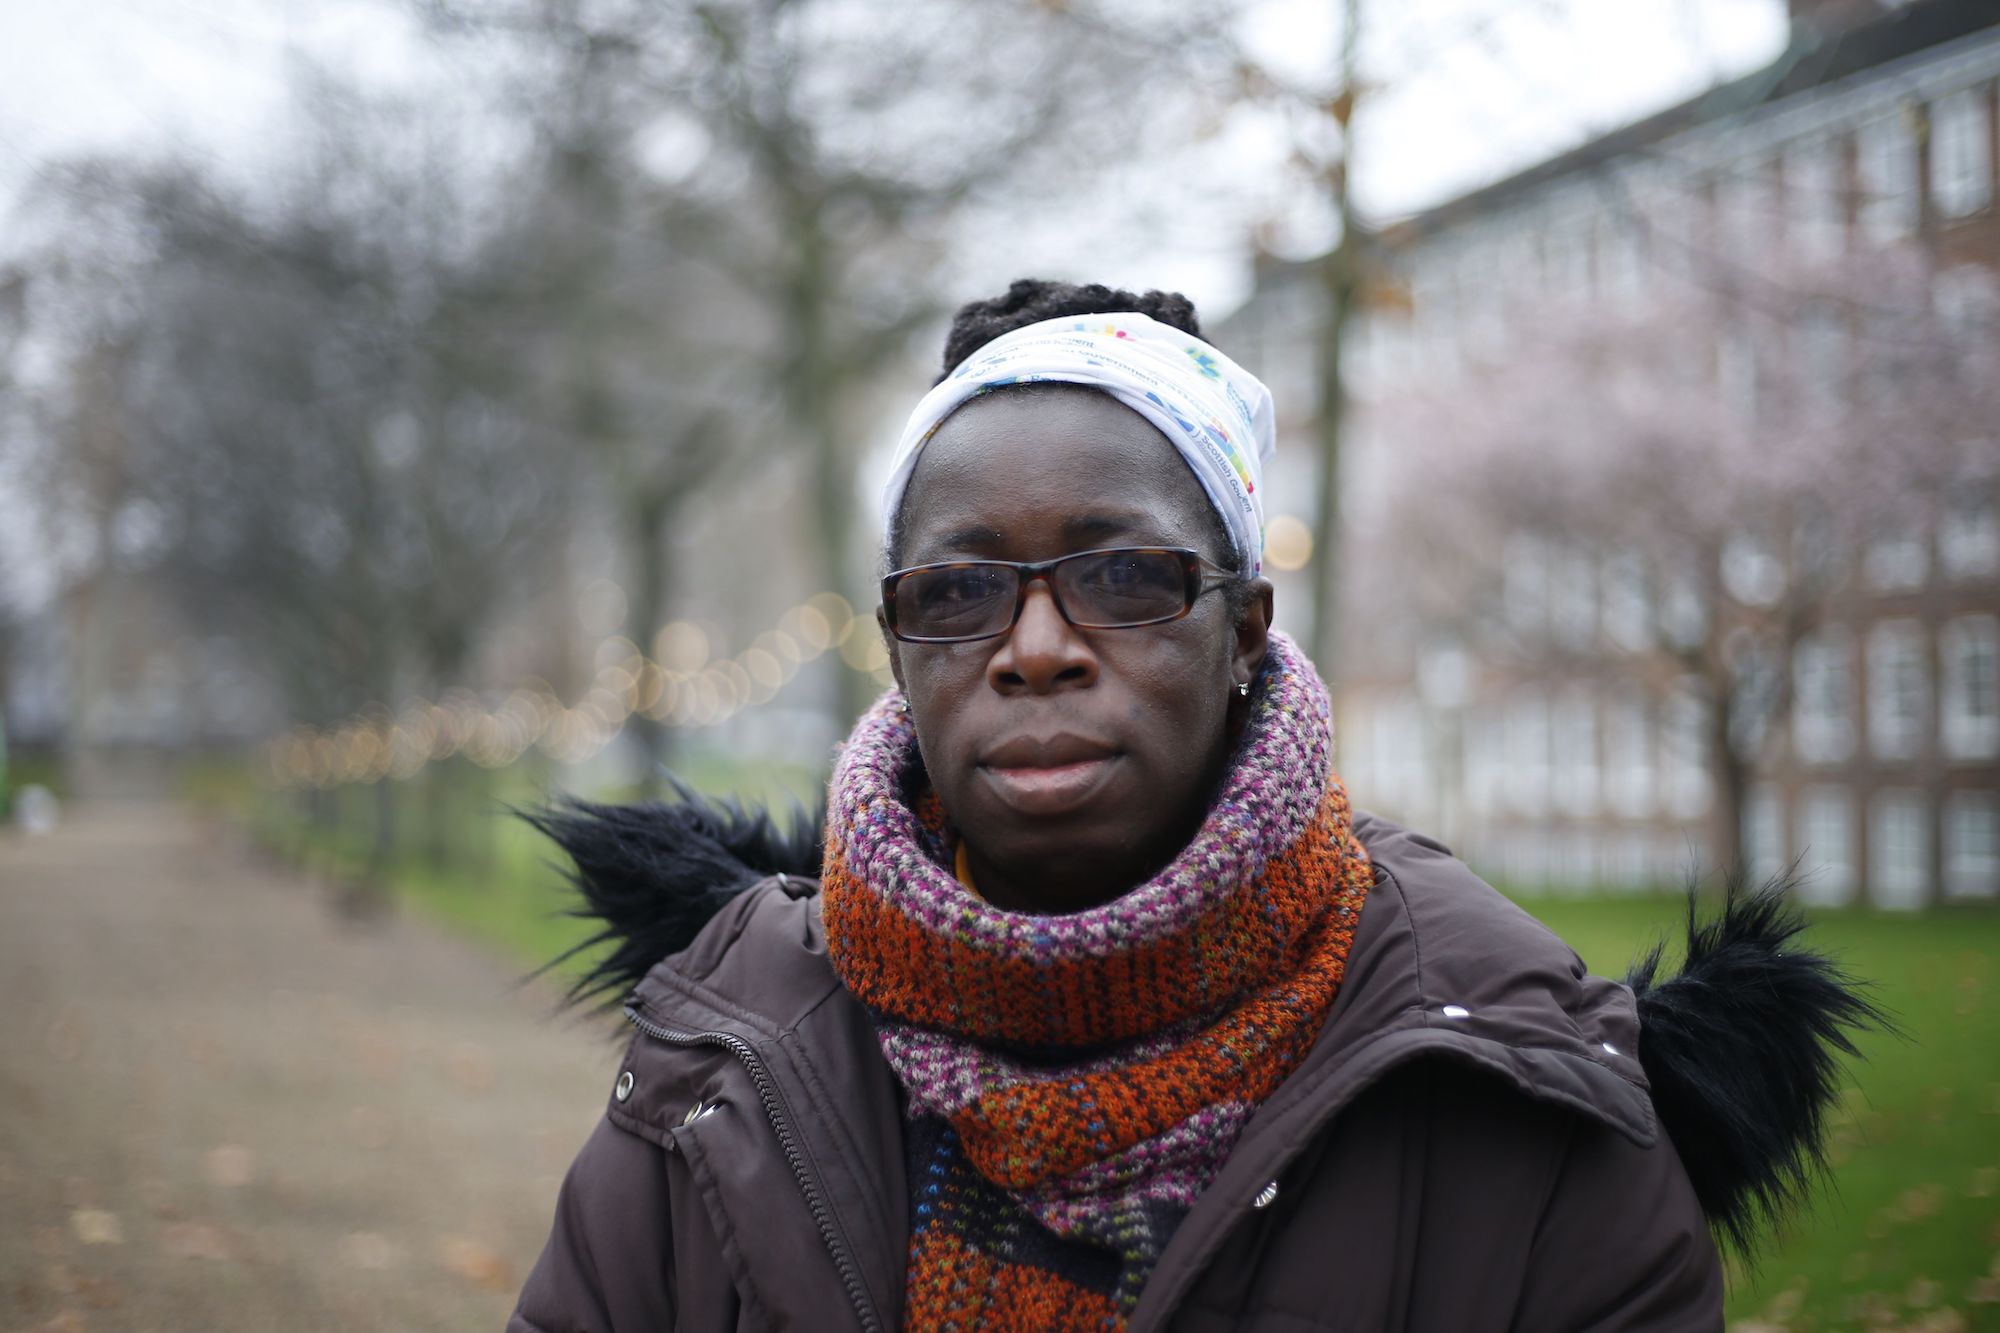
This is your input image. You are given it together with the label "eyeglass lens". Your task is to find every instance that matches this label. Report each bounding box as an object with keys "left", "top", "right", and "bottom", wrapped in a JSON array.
[{"left": 895, "top": 550, "right": 1189, "bottom": 640}]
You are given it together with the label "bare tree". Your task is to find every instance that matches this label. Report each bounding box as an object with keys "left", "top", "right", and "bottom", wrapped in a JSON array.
[
  {"left": 13, "top": 71, "right": 578, "bottom": 865},
  {"left": 418, "top": 0, "right": 1249, "bottom": 722},
  {"left": 1356, "top": 242, "right": 1994, "bottom": 873}
]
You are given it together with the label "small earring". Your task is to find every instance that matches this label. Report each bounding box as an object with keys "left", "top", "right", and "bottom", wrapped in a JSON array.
[{"left": 1235, "top": 681, "right": 1250, "bottom": 698}]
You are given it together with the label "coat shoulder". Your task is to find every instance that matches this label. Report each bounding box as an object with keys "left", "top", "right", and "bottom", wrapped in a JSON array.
[{"left": 1332, "top": 810, "right": 1657, "bottom": 1145}]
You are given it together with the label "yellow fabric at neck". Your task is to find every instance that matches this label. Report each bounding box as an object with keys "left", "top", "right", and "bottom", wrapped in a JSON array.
[{"left": 953, "top": 839, "right": 984, "bottom": 902}]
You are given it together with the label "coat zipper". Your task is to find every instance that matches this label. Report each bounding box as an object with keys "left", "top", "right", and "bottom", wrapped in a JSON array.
[{"left": 623, "top": 1005, "right": 884, "bottom": 1333}]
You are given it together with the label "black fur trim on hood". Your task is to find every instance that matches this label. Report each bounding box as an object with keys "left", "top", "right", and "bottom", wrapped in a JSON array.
[
  {"left": 1627, "top": 878, "right": 1892, "bottom": 1256},
  {"left": 521, "top": 779, "right": 823, "bottom": 1010}
]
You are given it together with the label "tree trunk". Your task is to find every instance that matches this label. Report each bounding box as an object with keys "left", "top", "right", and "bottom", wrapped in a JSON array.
[
  {"left": 1706, "top": 686, "right": 1748, "bottom": 881},
  {"left": 629, "top": 489, "right": 674, "bottom": 797},
  {"left": 785, "top": 205, "right": 877, "bottom": 728},
  {"left": 1309, "top": 0, "right": 1365, "bottom": 677}
]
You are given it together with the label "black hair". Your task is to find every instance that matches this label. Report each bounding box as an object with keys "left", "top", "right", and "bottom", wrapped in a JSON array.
[
  {"left": 934, "top": 279, "right": 1205, "bottom": 384},
  {"left": 891, "top": 278, "right": 1247, "bottom": 602}
]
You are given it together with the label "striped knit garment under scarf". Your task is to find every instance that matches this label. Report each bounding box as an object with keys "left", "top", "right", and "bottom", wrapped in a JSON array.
[{"left": 822, "top": 631, "right": 1373, "bottom": 1330}]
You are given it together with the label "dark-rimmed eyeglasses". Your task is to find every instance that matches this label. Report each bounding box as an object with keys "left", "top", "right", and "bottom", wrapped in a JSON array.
[{"left": 880, "top": 546, "right": 1241, "bottom": 645}]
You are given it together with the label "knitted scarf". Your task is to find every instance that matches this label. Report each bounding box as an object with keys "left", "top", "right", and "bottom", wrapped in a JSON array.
[{"left": 821, "top": 631, "right": 1372, "bottom": 1329}]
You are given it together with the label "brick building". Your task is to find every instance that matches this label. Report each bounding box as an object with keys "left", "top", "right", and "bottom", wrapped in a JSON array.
[{"left": 1225, "top": 0, "right": 2000, "bottom": 906}]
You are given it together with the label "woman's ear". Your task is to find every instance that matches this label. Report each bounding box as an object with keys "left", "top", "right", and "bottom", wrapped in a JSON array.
[{"left": 1231, "top": 578, "right": 1275, "bottom": 689}]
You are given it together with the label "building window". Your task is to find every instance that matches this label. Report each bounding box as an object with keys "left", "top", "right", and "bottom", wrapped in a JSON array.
[
  {"left": 1941, "top": 614, "right": 2000, "bottom": 759},
  {"left": 1664, "top": 678, "right": 1713, "bottom": 818},
  {"left": 1612, "top": 833, "right": 1654, "bottom": 893},
  {"left": 1463, "top": 709, "right": 1507, "bottom": 819},
  {"left": 1601, "top": 551, "right": 1651, "bottom": 651},
  {"left": 1868, "top": 789, "right": 1930, "bottom": 910},
  {"left": 1719, "top": 163, "right": 1779, "bottom": 266},
  {"left": 1796, "top": 785, "right": 1857, "bottom": 906},
  {"left": 1551, "top": 215, "right": 1593, "bottom": 300},
  {"left": 1550, "top": 545, "right": 1597, "bottom": 649},
  {"left": 1746, "top": 783, "right": 1786, "bottom": 884},
  {"left": 1507, "top": 692, "right": 1551, "bottom": 816},
  {"left": 1599, "top": 214, "right": 1646, "bottom": 306},
  {"left": 1717, "top": 326, "right": 1762, "bottom": 422},
  {"left": 1864, "top": 525, "right": 1929, "bottom": 592},
  {"left": 1785, "top": 136, "right": 1845, "bottom": 262},
  {"left": 1944, "top": 792, "right": 2000, "bottom": 899},
  {"left": 1504, "top": 532, "right": 1550, "bottom": 639},
  {"left": 1504, "top": 829, "right": 1550, "bottom": 891},
  {"left": 1931, "top": 86, "right": 1994, "bottom": 219},
  {"left": 1796, "top": 308, "right": 1850, "bottom": 410},
  {"left": 1857, "top": 111, "right": 1920, "bottom": 243},
  {"left": 1660, "top": 565, "right": 1708, "bottom": 651},
  {"left": 1722, "top": 532, "right": 1786, "bottom": 606},
  {"left": 1793, "top": 626, "right": 1857, "bottom": 764},
  {"left": 1372, "top": 696, "right": 1429, "bottom": 813},
  {"left": 1866, "top": 619, "right": 1929, "bottom": 761},
  {"left": 1939, "top": 492, "right": 1999, "bottom": 579},
  {"left": 1553, "top": 691, "right": 1598, "bottom": 816},
  {"left": 1605, "top": 693, "right": 1655, "bottom": 817},
  {"left": 1556, "top": 831, "right": 1598, "bottom": 891}
]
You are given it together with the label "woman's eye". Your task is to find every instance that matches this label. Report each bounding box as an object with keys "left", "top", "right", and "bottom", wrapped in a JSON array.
[{"left": 933, "top": 572, "right": 992, "bottom": 602}]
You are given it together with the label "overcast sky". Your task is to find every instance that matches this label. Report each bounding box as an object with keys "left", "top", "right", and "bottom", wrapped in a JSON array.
[
  {"left": 0, "top": 0, "right": 1793, "bottom": 612},
  {"left": 0, "top": 0, "right": 1791, "bottom": 300}
]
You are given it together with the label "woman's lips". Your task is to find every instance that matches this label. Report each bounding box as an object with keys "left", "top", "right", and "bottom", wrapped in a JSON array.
[{"left": 978, "top": 755, "right": 1119, "bottom": 816}]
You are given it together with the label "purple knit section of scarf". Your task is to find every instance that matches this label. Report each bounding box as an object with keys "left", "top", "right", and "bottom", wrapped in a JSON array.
[
  {"left": 826, "top": 630, "right": 1331, "bottom": 960},
  {"left": 824, "top": 630, "right": 1344, "bottom": 1250}
]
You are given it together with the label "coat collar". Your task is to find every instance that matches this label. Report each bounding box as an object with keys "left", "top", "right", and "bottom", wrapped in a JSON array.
[{"left": 617, "top": 814, "right": 1656, "bottom": 1332}]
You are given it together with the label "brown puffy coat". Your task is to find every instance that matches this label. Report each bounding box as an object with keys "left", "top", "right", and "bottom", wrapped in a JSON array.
[{"left": 508, "top": 813, "right": 1756, "bottom": 1332}]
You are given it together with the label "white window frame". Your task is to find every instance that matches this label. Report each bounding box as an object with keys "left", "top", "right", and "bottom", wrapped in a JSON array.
[
  {"left": 1504, "top": 533, "right": 1550, "bottom": 639},
  {"left": 1784, "top": 136, "right": 1845, "bottom": 263},
  {"left": 1605, "top": 692, "right": 1655, "bottom": 818},
  {"left": 1864, "top": 525, "right": 1930, "bottom": 592},
  {"left": 1939, "top": 491, "right": 2000, "bottom": 580},
  {"left": 1550, "top": 545, "right": 1597, "bottom": 650},
  {"left": 1664, "top": 679, "right": 1713, "bottom": 819},
  {"left": 1930, "top": 86, "right": 1994, "bottom": 220},
  {"left": 1601, "top": 551, "right": 1652, "bottom": 652},
  {"left": 1507, "top": 692, "right": 1551, "bottom": 817},
  {"left": 1868, "top": 789, "right": 1931, "bottom": 910},
  {"left": 1944, "top": 791, "right": 2000, "bottom": 900},
  {"left": 1857, "top": 111, "right": 1920, "bottom": 244},
  {"left": 1793, "top": 626, "right": 1857, "bottom": 764},
  {"left": 1553, "top": 691, "right": 1599, "bottom": 816},
  {"left": 1795, "top": 785, "right": 1857, "bottom": 907},
  {"left": 1716, "top": 162, "right": 1776, "bottom": 266},
  {"left": 1866, "top": 619, "right": 1929, "bottom": 762},
  {"left": 1941, "top": 614, "right": 2000, "bottom": 760},
  {"left": 1745, "top": 783, "right": 1786, "bottom": 885}
]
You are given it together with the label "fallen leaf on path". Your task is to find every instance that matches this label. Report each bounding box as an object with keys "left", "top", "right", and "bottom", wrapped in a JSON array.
[
  {"left": 160, "top": 1222, "right": 236, "bottom": 1262},
  {"left": 437, "top": 1234, "right": 514, "bottom": 1291},
  {"left": 68, "top": 1211, "right": 121, "bottom": 1246}
]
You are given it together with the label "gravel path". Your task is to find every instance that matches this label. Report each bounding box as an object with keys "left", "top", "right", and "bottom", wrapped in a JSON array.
[{"left": 0, "top": 802, "right": 621, "bottom": 1332}]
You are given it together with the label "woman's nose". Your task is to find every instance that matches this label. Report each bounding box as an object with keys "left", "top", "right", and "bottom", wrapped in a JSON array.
[{"left": 988, "top": 579, "right": 1098, "bottom": 694}]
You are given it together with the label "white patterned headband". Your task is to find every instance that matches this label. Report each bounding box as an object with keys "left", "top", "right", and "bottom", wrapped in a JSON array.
[{"left": 880, "top": 311, "right": 1278, "bottom": 575}]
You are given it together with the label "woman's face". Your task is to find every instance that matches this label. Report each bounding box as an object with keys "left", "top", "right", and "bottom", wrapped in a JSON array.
[{"left": 885, "top": 386, "right": 1273, "bottom": 914}]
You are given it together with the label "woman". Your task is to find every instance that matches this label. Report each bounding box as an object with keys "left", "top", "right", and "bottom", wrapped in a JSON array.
[{"left": 510, "top": 280, "right": 1876, "bottom": 1333}]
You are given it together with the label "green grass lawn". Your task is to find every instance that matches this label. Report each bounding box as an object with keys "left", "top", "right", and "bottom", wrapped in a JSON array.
[
  {"left": 1521, "top": 893, "right": 2000, "bottom": 1331},
  {"left": 220, "top": 759, "right": 1999, "bottom": 1330}
]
